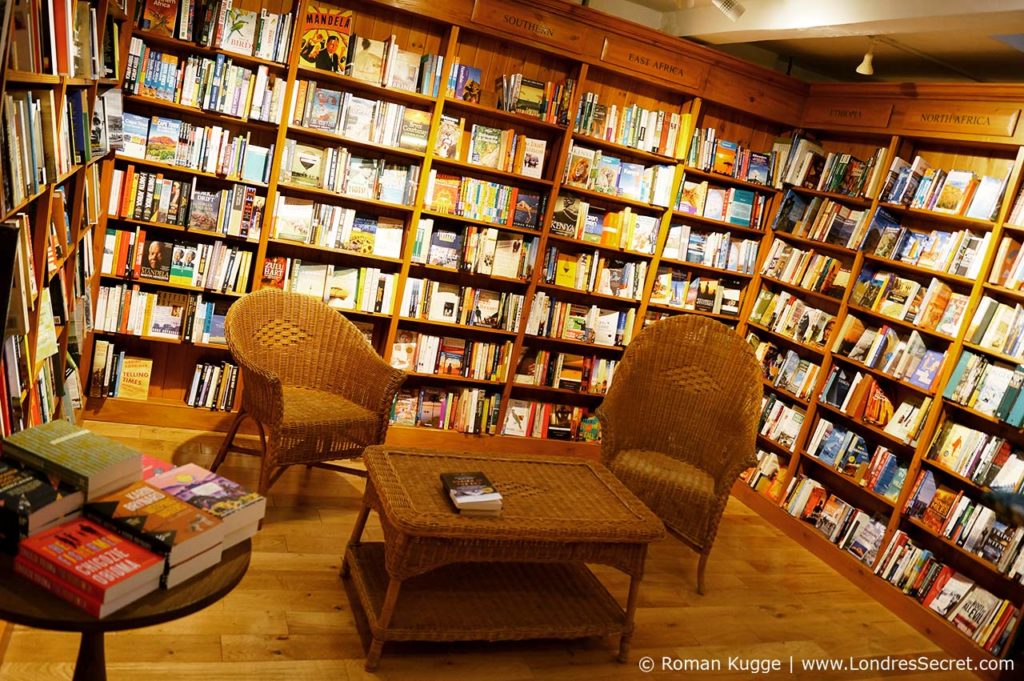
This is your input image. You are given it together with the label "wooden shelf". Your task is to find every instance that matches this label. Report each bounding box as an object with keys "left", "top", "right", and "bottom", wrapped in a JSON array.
[
  {"left": 296, "top": 66, "right": 436, "bottom": 107},
  {"left": 760, "top": 274, "right": 843, "bottom": 307},
  {"left": 92, "top": 328, "right": 228, "bottom": 351},
  {"left": 563, "top": 185, "right": 665, "bottom": 213},
  {"left": 982, "top": 282, "right": 1024, "bottom": 306},
  {"left": 657, "top": 255, "right": 755, "bottom": 279},
  {"left": 510, "top": 383, "right": 606, "bottom": 399},
  {"left": 769, "top": 230, "right": 858, "bottom": 256},
  {"left": 670, "top": 209, "right": 765, "bottom": 235},
  {"left": 815, "top": 400, "right": 917, "bottom": 451},
  {"left": 287, "top": 124, "right": 427, "bottom": 161},
  {"left": 522, "top": 334, "right": 625, "bottom": 353},
  {"left": 121, "top": 94, "right": 280, "bottom": 132},
  {"left": 545, "top": 234, "right": 655, "bottom": 260},
  {"left": 98, "top": 273, "right": 244, "bottom": 297},
  {"left": 682, "top": 165, "right": 781, "bottom": 194},
  {"left": 431, "top": 157, "right": 554, "bottom": 187},
  {"left": 763, "top": 378, "right": 811, "bottom": 406},
  {"left": 536, "top": 282, "right": 640, "bottom": 307},
  {"left": 570, "top": 132, "right": 679, "bottom": 165},
  {"left": 877, "top": 202, "right": 997, "bottom": 230},
  {"left": 960, "top": 340, "right": 1024, "bottom": 367},
  {"left": 800, "top": 453, "right": 897, "bottom": 509},
  {"left": 113, "top": 154, "right": 269, "bottom": 188},
  {"left": 3, "top": 71, "right": 61, "bottom": 85},
  {"left": 408, "top": 262, "right": 529, "bottom": 287},
  {"left": 920, "top": 458, "right": 988, "bottom": 497},
  {"left": 266, "top": 237, "right": 404, "bottom": 265},
  {"left": 845, "top": 303, "right": 957, "bottom": 343},
  {"left": 443, "top": 97, "right": 566, "bottom": 132},
  {"left": 133, "top": 29, "right": 290, "bottom": 72},
  {"left": 645, "top": 302, "right": 740, "bottom": 323},
  {"left": 2, "top": 185, "right": 50, "bottom": 222},
  {"left": 418, "top": 209, "right": 542, "bottom": 235},
  {"left": 788, "top": 184, "right": 874, "bottom": 207},
  {"left": 862, "top": 253, "right": 975, "bottom": 287},
  {"left": 756, "top": 432, "right": 797, "bottom": 456},
  {"left": 745, "top": 322, "right": 827, "bottom": 356},
  {"left": 829, "top": 353, "right": 937, "bottom": 397},
  {"left": 398, "top": 317, "right": 518, "bottom": 337},
  {"left": 275, "top": 182, "right": 413, "bottom": 212},
  {"left": 404, "top": 372, "right": 506, "bottom": 387},
  {"left": 106, "top": 215, "right": 260, "bottom": 243}
]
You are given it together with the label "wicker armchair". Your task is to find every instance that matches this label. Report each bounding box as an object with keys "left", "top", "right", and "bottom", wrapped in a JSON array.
[
  {"left": 596, "top": 315, "right": 762, "bottom": 594},
  {"left": 211, "top": 288, "right": 406, "bottom": 495}
]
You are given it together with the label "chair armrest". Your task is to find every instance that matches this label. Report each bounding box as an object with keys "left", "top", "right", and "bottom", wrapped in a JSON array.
[
  {"left": 715, "top": 451, "right": 758, "bottom": 496},
  {"left": 324, "top": 346, "right": 407, "bottom": 416},
  {"left": 236, "top": 359, "right": 285, "bottom": 427}
]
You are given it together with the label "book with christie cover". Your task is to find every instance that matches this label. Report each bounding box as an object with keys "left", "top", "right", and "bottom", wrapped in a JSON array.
[{"left": 149, "top": 464, "right": 266, "bottom": 548}]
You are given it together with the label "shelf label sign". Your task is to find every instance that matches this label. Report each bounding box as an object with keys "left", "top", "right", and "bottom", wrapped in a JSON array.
[
  {"left": 471, "top": 0, "right": 584, "bottom": 53},
  {"left": 803, "top": 100, "right": 892, "bottom": 128},
  {"left": 600, "top": 39, "right": 705, "bottom": 89},
  {"left": 903, "top": 105, "right": 1020, "bottom": 136}
]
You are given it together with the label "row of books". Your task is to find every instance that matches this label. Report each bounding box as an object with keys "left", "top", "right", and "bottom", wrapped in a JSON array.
[
  {"left": 8, "top": 0, "right": 109, "bottom": 77},
  {"left": 273, "top": 197, "right": 403, "bottom": 258},
  {"left": 121, "top": 113, "right": 274, "bottom": 184},
  {"left": 2, "top": 420, "right": 265, "bottom": 615},
  {"left": 759, "top": 394, "right": 804, "bottom": 451},
  {"left": 773, "top": 192, "right": 870, "bottom": 250},
  {"left": 782, "top": 476, "right": 886, "bottom": 565},
  {"left": 542, "top": 247, "right": 647, "bottom": 301},
  {"left": 390, "top": 332, "right": 512, "bottom": 382},
  {"left": 338, "top": 32, "right": 438, "bottom": 94},
  {"left": 0, "top": 335, "right": 32, "bottom": 437},
  {"left": 457, "top": 122, "right": 548, "bottom": 179},
  {"left": 144, "top": 0, "right": 293, "bottom": 65},
  {"left": 989, "top": 234, "right": 1024, "bottom": 291},
  {"left": 820, "top": 369, "right": 932, "bottom": 444},
  {"left": 905, "top": 470, "right": 1024, "bottom": 579},
  {"left": 425, "top": 172, "right": 527, "bottom": 227},
  {"left": 806, "top": 420, "right": 907, "bottom": 501},
  {"left": 749, "top": 335, "right": 821, "bottom": 401},
  {"left": 943, "top": 351, "right": 1024, "bottom": 424},
  {"left": 398, "top": 279, "right": 524, "bottom": 332},
  {"left": 662, "top": 224, "right": 760, "bottom": 274},
  {"left": 94, "top": 286, "right": 231, "bottom": 345},
  {"left": 1, "top": 90, "right": 58, "bottom": 213},
  {"left": 549, "top": 195, "right": 659, "bottom": 254},
  {"left": 967, "top": 296, "right": 1024, "bottom": 360},
  {"left": 929, "top": 419, "right": 1024, "bottom": 492},
  {"left": 185, "top": 360, "right": 239, "bottom": 412},
  {"left": 648, "top": 272, "right": 743, "bottom": 317},
  {"left": 279, "top": 140, "right": 420, "bottom": 205},
  {"left": 501, "top": 400, "right": 599, "bottom": 441},
  {"left": 88, "top": 342, "right": 151, "bottom": 400},
  {"left": 292, "top": 81, "right": 430, "bottom": 153},
  {"left": 875, "top": 531, "right": 1018, "bottom": 655},
  {"left": 563, "top": 143, "right": 674, "bottom": 206},
  {"left": 782, "top": 141, "right": 888, "bottom": 199},
  {"left": 836, "top": 327, "right": 943, "bottom": 396},
  {"left": 409, "top": 220, "right": 538, "bottom": 281},
  {"left": 125, "top": 39, "right": 285, "bottom": 123},
  {"left": 390, "top": 386, "right": 501, "bottom": 435},
  {"left": 871, "top": 215, "right": 989, "bottom": 278},
  {"left": 686, "top": 127, "right": 773, "bottom": 187},
  {"left": 850, "top": 271, "right": 968, "bottom": 337},
  {"left": 743, "top": 450, "right": 785, "bottom": 499},
  {"left": 760, "top": 239, "right": 850, "bottom": 299},
  {"left": 574, "top": 95, "right": 689, "bottom": 158},
  {"left": 881, "top": 155, "right": 1007, "bottom": 221},
  {"left": 110, "top": 166, "right": 265, "bottom": 241},
  {"left": 748, "top": 289, "right": 834, "bottom": 348},
  {"left": 262, "top": 258, "right": 396, "bottom": 315},
  {"left": 491, "top": 72, "right": 575, "bottom": 125},
  {"left": 524, "top": 293, "right": 635, "bottom": 347},
  {"left": 676, "top": 179, "right": 769, "bottom": 230},
  {"left": 512, "top": 349, "right": 617, "bottom": 395}
]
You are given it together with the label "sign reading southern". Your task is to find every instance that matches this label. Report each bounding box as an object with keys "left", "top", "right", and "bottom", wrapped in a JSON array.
[
  {"left": 471, "top": 0, "right": 584, "bottom": 53},
  {"left": 600, "top": 39, "right": 705, "bottom": 90},
  {"left": 903, "top": 104, "right": 1020, "bottom": 136},
  {"left": 803, "top": 99, "right": 892, "bottom": 128}
]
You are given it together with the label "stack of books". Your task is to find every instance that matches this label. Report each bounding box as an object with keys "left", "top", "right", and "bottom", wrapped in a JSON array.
[
  {"left": 440, "top": 471, "right": 503, "bottom": 517},
  {"left": 0, "top": 421, "right": 265, "bottom": 617}
]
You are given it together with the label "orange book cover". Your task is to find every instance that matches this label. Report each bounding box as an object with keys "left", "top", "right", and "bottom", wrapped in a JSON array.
[
  {"left": 921, "top": 487, "right": 958, "bottom": 534},
  {"left": 84, "top": 481, "right": 224, "bottom": 565}
]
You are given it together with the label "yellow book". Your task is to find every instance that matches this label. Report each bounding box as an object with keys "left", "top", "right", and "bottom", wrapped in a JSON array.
[
  {"left": 554, "top": 253, "right": 578, "bottom": 288},
  {"left": 675, "top": 113, "right": 694, "bottom": 160},
  {"left": 117, "top": 357, "right": 153, "bottom": 401}
]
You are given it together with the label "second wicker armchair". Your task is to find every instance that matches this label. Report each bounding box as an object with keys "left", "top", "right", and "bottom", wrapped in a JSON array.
[
  {"left": 211, "top": 288, "right": 406, "bottom": 496},
  {"left": 596, "top": 315, "right": 762, "bottom": 594}
]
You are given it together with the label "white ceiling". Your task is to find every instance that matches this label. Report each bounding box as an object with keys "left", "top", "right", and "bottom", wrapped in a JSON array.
[{"left": 586, "top": 0, "right": 1024, "bottom": 82}]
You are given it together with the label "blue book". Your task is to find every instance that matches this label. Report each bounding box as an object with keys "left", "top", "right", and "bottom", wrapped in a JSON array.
[
  {"left": 943, "top": 351, "right": 974, "bottom": 400},
  {"left": 817, "top": 425, "right": 849, "bottom": 467}
]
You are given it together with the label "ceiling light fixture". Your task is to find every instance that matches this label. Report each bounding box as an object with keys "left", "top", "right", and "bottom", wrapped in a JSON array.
[
  {"left": 856, "top": 40, "right": 875, "bottom": 76},
  {"left": 712, "top": 0, "right": 745, "bottom": 22}
]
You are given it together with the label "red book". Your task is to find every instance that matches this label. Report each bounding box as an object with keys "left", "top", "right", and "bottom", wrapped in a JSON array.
[{"left": 17, "top": 518, "right": 163, "bottom": 605}]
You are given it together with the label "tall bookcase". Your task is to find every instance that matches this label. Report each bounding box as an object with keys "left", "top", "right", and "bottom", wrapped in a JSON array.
[{"left": 6, "top": 0, "right": 1024, "bottom": 670}]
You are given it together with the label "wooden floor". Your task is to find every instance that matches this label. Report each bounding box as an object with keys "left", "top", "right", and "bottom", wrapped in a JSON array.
[{"left": 0, "top": 422, "right": 973, "bottom": 680}]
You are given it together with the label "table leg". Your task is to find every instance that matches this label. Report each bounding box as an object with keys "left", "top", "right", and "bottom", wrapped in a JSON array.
[
  {"left": 72, "top": 632, "right": 106, "bottom": 681},
  {"left": 365, "top": 576, "right": 403, "bottom": 672},
  {"left": 618, "top": 573, "right": 642, "bottom": 663},
  {"left": 341, "top": 504, "right": 371, "bottom": 578}
]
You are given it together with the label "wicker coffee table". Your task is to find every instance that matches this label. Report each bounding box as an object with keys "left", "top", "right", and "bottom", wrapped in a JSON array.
[{"left": 341, "top": 447, "right": 665, "bottom": 670}]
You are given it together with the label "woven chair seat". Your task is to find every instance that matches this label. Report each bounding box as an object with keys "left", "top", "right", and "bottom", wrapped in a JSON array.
[
  {"left": 608, "top": 449, "right": 715, "bottom": 545},
  {"left": 280, "top": 386, "right": 376, "bottom": 432}
]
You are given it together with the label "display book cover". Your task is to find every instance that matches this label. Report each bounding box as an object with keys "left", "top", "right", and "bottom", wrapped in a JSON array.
[
  {"left": 148, "top": 463, "right": 266, "bottom": 548},
  {"left": 0, "top": 421, "right": 142, "bottom": 500},
  {"left": 14, "top": 517, "right": 163, "bottom": 618},
  {"left": 439, "top": 471, "right": 503, "bottom": 516},
  {"left": 84, "top": 480, "right": 225, "bottom": 577},
  {"left": 0, "top": 457, "right": 84, "bottom": 549}
]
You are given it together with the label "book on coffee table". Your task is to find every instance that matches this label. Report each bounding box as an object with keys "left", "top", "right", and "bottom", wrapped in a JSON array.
[{"left": 440, "top": 472, "right": 502, "bottom": 516}]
